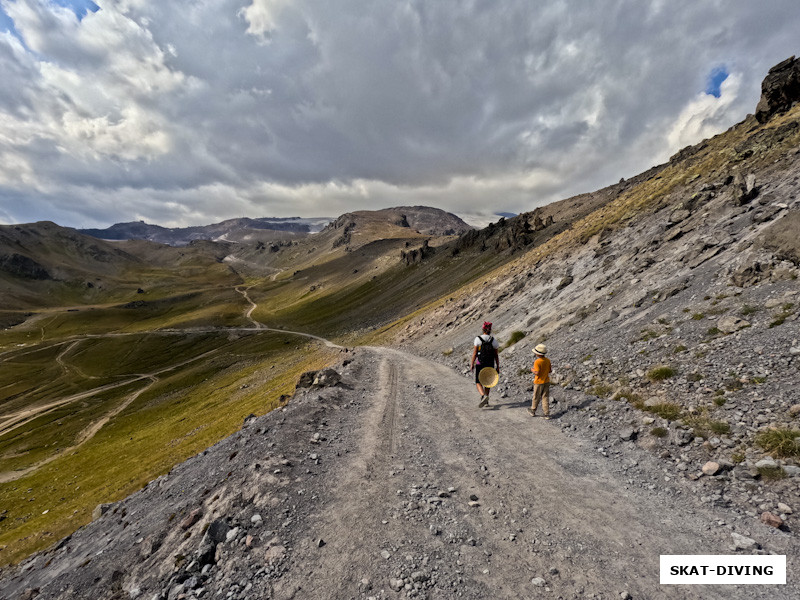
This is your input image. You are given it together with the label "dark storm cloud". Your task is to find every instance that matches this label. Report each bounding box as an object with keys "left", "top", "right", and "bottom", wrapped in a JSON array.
[{"left": 0, "top": 0, "right": 799, "bottom": 227}]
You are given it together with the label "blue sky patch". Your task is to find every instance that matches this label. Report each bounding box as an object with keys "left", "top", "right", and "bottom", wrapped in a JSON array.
[
  {"left": 0, "top": 7, "right": 14, "bottom": 33},
  {"left": 705, "top": 66, "right": 729, "bottom": 98},
  {"left": 53, "top": 0, "right": 100, "bottom": 20}
]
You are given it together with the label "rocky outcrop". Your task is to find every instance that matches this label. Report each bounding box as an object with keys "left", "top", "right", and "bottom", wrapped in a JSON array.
[
  {"left": 0, "top": 253, "right": 52, "bottom": 280},
  {"left": 401, "top": 239, "right": 435, "bottom": 264},
  {"left": 755, "top": 56, "right": 800, "bottom": 124}
]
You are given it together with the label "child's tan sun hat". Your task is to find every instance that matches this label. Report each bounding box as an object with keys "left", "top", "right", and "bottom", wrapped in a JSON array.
[{"left": 532, "top": 344, "right": 547, "bottom": 355}]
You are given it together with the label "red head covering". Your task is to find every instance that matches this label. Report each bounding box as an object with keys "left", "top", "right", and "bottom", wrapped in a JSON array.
[{"left": 482, "top": 321, "right": 492, "bottom": 332}]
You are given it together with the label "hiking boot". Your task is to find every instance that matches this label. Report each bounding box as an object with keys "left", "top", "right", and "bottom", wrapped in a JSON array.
[
  {"left": 543, "top": 415, "right": 551, "bottom": 420},
  {"left": 478, "top": 396, "right": 488, "bottom": 408},
  {"left": 527, "top": 407, "right": 537, "bottom": 417}
]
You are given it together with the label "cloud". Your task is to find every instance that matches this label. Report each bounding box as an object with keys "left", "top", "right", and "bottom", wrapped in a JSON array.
[
  {"left": 667, "top": 73, "right": 742, "bottom": 153},
  {"left": 1, "top": 0, "right": 800, "bottom": 228}
]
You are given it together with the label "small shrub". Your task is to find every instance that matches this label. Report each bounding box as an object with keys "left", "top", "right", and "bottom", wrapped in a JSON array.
[
  {"left": 503, "top": 331, "right": 526, "bottom": 349},
  {"left": 682, "top": 307, "right": 690, "bottom": 313},
  {"left": 724, "top": 378, "right": 743, "bottom": 392},
  {"left": 756, "top": 429, "right": 800, "bottom": 458},
  {"left": 752, "top": 376, "right": 767, "bottom": 384},
  {"left": 640, "top": 329, "right": 659, "bottom": 341},
  {"left": 691, "top": 313, "right": 705, "bottom": 320},
  {"left": 687, "top": 372, "right": 703, "bottom": 382},
  {"left": 657, "top": 318, "right": 670, "bottom": 325},
  {"left": 651, "top": 427, "right": 668, "bottom": 438},
  {"left": 441, "top": 348, "right": 453, "bottom": 356},
  {"left": 740, "top": 304, "right": 759, "bottom": 316},
  {"left": 731, "top": 452, "right": 745, "bottom": 464},
  {"left": 645, "top": 402, "right": 682, "bottom": 421},
  {"left": 647, "top": 366, "right": 675, "bottom": 381},
  {"left": 706, "top": 327, "right": 721, "bottom": 336},
  {"left": 592, "top": 384, "right": 613, "bottom": 398},
  {"left": 713, "top": 397, "right": 726, "bottom": 407},
  {"left": 782, "top": 302, "right": 795, "bottom": 311},
  {"left": 673, "top": 345, "right": 687, "bottom": 354},
  {"left": 757, "top": 466, "right": 787, "bottom": 480},
  {"left": 709, "top": 421, "right": 730, "bottom": 435},
  {"left": 769, "top": 316, "right": 786, "bottom": 328}
]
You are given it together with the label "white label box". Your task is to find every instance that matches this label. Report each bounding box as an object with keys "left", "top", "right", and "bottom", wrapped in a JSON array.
[{"left": 661, "top": 555, "right": 786, "bottom": 585}]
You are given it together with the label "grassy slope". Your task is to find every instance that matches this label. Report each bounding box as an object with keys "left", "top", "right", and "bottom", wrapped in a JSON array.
[{"left": 0, "top": 331, "right": 338, "bottom": 565}]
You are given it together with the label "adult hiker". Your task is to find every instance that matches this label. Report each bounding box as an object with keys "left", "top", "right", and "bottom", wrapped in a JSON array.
[
  {"left": 528, "top": 343, "right": 552, "bottom": 419},
  {"left": 470, "top": 321, "right": 500, "bottom": 408}
]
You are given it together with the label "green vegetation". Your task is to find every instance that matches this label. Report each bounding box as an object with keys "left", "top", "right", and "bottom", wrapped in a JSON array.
[
  {"left": 673, "top": 345, "right": 687, "bottom": 354},
  {"left": 714, "top": 397, "right": 727, "bottom": 407},
  {"left": 691, "top": 313, "right": 705, "bottom": 320},
  {"left": 502, "top": 330, "right": 526, "bottom": 350},
  {"left": 757, "top": 465, "right": 787, "bottom": 480},
  {"left": 740, "top": 304, "right": 759, "bottom": 316},
  {"left": 769, "top": 303, "right": 795, "bottom": 328},
  {"left": 644, "top": 402, "right": 683, "bottom": 421},
  {"left": 613, "top": 389, "right": 642, "bottom": 405},
  {"left": 651, "top": 427, "right": 668, "bottom": 438},
  {"left": 591, "top": 383, "right": 613, "bottom": 398},
  {"left": 756, "top": 429, "right": 800, "bottom": 458},
  {"left": 647, "top": 365, "right": 675, "bottom": 381}
]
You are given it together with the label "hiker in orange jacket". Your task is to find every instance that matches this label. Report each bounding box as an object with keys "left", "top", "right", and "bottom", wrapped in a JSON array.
[
  {"left": 528, "top": 344, "right": 552, "bottom": 419},
  {"left": 470, "top": 321, "right": 500, "bottom": 408}
]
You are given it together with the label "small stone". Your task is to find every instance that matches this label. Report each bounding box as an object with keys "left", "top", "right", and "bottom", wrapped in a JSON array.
[
  {"left": 530, "top": 577, "right": 546, "bottom": 587},
  {"left": 784, "top": 465, "right": 800, "bottom": 477},
  {"left": 620, "top": 593, "right": 632, "bottom": 600},
  {"left": 251, "top": 514, "right": 263, "bottom": 525},
  {"left": 381, "top": 550, "right": 391, "bottom": 559},
  {"left": 777, "top": 502, "right": 793, "bottom": 514},
  {"left": 181, "top": 508, "right": 203, "bottom": 530},
  {"left": 411, "top": 571, "right": 428, "bottom": 583},
  {"left": 389, "top": 578, "right": 404, "bottom": 592},
  {"left": 760, "top": 512, "right": 783, "bottom": 528},
  {"left": 92, "top": 503, "right": 112, "bottom": 520},
  {"left": 789, "top": 404, "right": 800, "bottom": 416},
  {"left": 225, "top": 527, "right": 239, "bottom": 543},
  {"left": 619, "top": 428, "right": 636, "bottom": 442},
  {"left": 731, "top": 532, "right": 759, "bottom": 551},
  {"left": 468, "top": 501, "right": 480, "bottom": 508},
  {"left": 317, "top": 538, "right": 326, "bottom": 547},
  {"left": 755, "top": 458, "right": 778, "bottom": 469},
  {"left": 702, "top": 461, "right": 721, "bottom": 476}
]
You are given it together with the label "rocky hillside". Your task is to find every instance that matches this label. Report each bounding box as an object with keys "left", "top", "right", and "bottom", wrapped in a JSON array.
[{"left": 401, "top": 59, "right": 800, "bottom": 541}]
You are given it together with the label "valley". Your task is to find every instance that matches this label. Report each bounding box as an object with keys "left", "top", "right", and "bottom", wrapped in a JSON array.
[{"left": 0, "top": 66, "right": 800, "bottom": 598}]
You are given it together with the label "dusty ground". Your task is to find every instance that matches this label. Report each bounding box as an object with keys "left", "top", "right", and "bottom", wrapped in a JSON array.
[{"left": 2, "top": 345, "right": 794, "bottom": 599}]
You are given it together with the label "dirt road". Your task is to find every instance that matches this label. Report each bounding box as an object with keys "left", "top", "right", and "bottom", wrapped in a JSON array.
[
  {"left": 1, "top": 346, "right": 794, "bottom": 599},
  {"left": 266, "top": 347, "right": 793, "bottom": 599}
]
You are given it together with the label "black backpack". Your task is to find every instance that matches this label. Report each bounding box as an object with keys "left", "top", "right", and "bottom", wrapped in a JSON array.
[{"left": 477, "top": 336, "right": 495, "bottom": 365}]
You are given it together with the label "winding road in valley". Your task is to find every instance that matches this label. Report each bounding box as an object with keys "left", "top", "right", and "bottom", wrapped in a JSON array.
[{"left": 0, "top": 285, "right": 342, "bottom": 482}]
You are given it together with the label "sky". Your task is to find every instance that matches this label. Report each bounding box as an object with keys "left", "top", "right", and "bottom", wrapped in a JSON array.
[{"left": 0, "top": 1, "right": 799, "bottom": 229}]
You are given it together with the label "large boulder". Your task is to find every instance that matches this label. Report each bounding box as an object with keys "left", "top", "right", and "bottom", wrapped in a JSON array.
[{"left": 755, "top": 56, "right": 800, "bottom": 123}]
